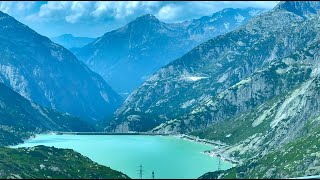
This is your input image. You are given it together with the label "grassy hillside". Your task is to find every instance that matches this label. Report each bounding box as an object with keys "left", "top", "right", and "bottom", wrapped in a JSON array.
[{"left": 0, "top": 145, "right": 130, "bottom": 179}]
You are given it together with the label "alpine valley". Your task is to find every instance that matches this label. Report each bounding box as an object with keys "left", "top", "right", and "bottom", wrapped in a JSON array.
[{"left": 1, "top": 1, "right": 320, "bottom": 179}]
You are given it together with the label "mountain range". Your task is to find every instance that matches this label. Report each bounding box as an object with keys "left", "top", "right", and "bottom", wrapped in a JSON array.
[
  {"left": 74, "top": 7, "right": 265, "bottom": 96},
  {"left": 106, "top": 1, "right": 319, "bottom": 133}
]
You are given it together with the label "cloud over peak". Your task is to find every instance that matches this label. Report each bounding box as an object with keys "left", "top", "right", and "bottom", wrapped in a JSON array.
[{"left": 0, "top": 1, "right": 279, "bottom": 37}]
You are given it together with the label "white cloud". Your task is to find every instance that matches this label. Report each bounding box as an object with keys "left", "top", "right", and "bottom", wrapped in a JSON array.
[
  {"left": 35, "top": 2, "right": 70, "bottom": 21},
  {"left": 157, "top": 4, "right": 181, "bottom": 21},
  {"left": 65, "top": 2, "right": 93, "bottom": 23},
  {"left": 0, "top": 1, "right": 36, "bottom": 15},
  {"left": 7, "top": 1, "right": 279, "bottom": 24},
  {"left": 1, "top": 1, "right": 280, "bottom": 23},
  {"left": 91, "top": 1, "right": 161, "bottom": 20},
  {"left": 0, "top": 1, "right": 279, "bottom": 37},
  {"left": 91, "top": 2, "right": 110, "bottom": 18},
  {"left": 26, "top": 1, "right": 162, "bottom": 23}
]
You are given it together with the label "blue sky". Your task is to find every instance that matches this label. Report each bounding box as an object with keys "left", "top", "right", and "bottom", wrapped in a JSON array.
[{"left": 0, "top": 1, "right": 279, "bottom": 38}]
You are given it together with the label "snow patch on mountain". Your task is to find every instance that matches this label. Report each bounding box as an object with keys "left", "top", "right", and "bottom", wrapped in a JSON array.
[{"left": 182, "top": 76, "right": 209, "bottom": 82}]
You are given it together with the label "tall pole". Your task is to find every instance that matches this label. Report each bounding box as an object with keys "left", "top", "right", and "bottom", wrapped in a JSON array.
[
  {"left": 138, "top": 164, "right": 143, "bottom": 179},
  {"left": 218, "top": 158, "right": 221, "bottom": 171}
]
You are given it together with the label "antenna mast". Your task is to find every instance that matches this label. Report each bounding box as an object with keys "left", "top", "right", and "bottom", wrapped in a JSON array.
[{"left": 137, "top": 164, "right": 143, "bottom": 179}]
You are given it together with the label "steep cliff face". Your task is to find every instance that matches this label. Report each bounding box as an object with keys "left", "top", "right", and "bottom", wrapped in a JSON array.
[
  {"left": 0, "top": 11, "right": 122, "bottom": 121},
  {"left": 74, "top": 8, "right": 264, "bottom": 96},
  {"left": 153, "top": 59, "right": 314, "bottom": 134},
  {"left": 107, "top": 1, "right": 320, "bottom": 133}
]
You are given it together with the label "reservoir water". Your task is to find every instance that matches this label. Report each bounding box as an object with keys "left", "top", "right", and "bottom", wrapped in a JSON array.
[{"left": 14, "top": 134, "right": 232, "bottom": 179}]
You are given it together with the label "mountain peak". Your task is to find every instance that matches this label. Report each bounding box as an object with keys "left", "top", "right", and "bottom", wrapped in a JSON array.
[
  {"left": 135, "top": 14, "right": 159, "bottom": 22},
  {"left": 274, "top": 1, "right": 320, "bottom": 17},
  {"left": 62, "top": 33, "right": 74, "bottom": 37},
  {"left": 125, "top": 14, "right": 161, "bottom": 30}
]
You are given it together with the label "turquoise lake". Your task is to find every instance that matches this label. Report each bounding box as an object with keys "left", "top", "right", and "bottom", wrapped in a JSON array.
[{"left": 14, "top": 134, "right": 232, "bottom": 179}]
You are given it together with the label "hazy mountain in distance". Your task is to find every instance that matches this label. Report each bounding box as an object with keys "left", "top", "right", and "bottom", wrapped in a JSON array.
[
  {"left": 51, "top": 34, "right": 95, "bottom": 49},
  {"left": 74, "top": 7, "right": 266, "bottom": 97}
]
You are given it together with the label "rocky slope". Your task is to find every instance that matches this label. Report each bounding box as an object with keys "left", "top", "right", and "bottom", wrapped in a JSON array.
[
  {"left": 194, "top": 41, "right": 320, "bottom": 179},
  {"left": 106, "top": 1, "right": 320, "bottom": 133},
  {"left": 0, "top": 11, "right": 122, "bottom": 121},
  {"left": 192, "top": 41, "right": 320, "bottom": 150},
  {"left": 0, "top": 82, "right": 95, "bottom": 146},
  {"left": 0, "top": 145, "right": 130, "bottom": 179},
  {"left": 198, "top": 111, "right": 320, "bottom": 179},
  {"left": 74, "top": 8, "right": 265, "bottom": 96}
]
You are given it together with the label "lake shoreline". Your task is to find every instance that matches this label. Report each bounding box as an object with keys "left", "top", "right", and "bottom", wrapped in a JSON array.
[
  {"left": 176, "top": 134, "right": 240, "bottom": 166},
  {"left": 17, "top": 132, "right": 239, "bottom": 167}
]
